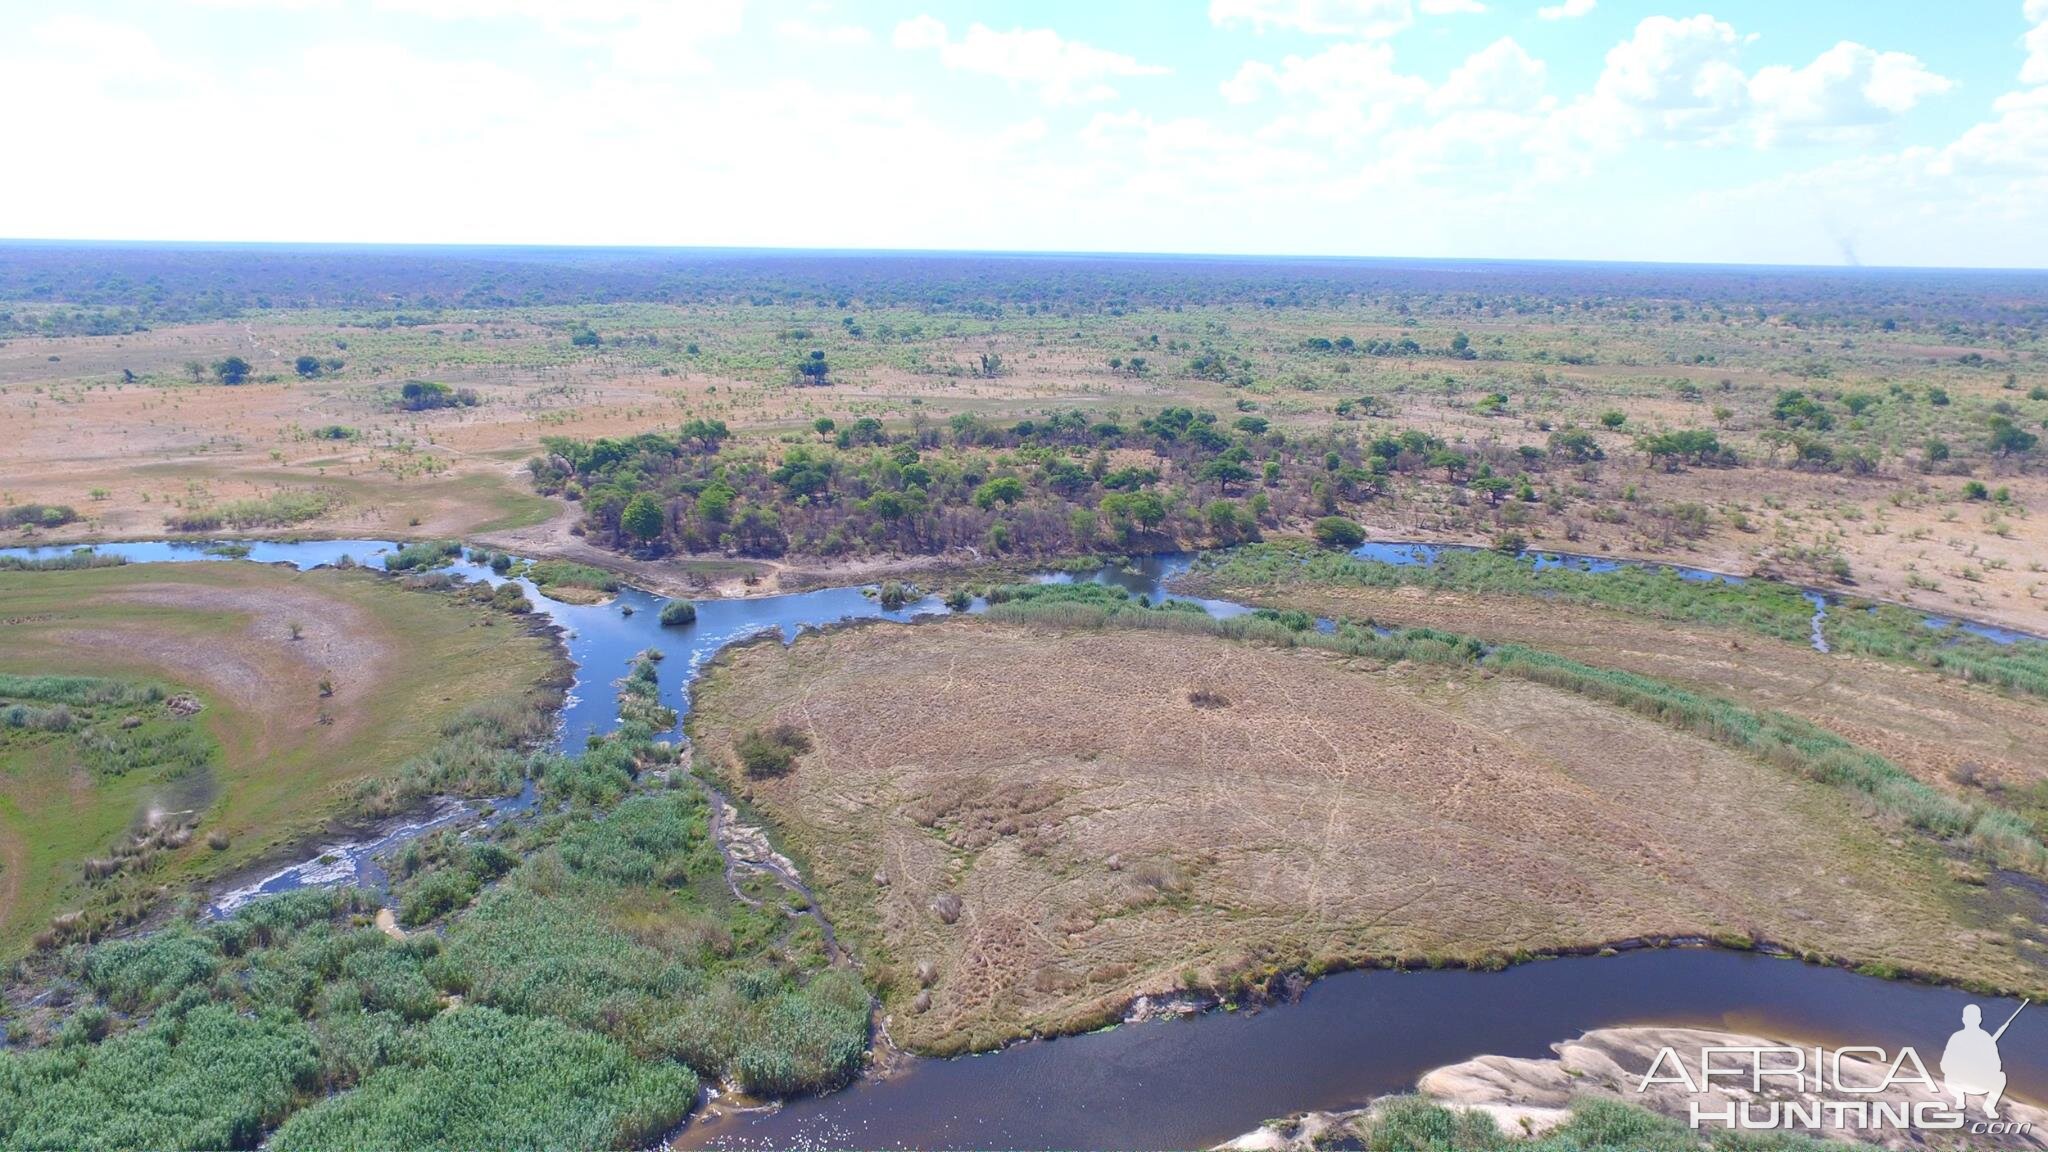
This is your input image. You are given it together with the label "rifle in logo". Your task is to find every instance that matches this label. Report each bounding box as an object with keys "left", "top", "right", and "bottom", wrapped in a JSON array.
[{"left": 1943, "top": 999, "right": 2028, "bottom": 1119}]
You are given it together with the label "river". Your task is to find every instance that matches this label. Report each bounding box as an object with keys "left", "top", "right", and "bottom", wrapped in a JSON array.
[{"left": 3, "top": 536, "right": 2042, "bottom": 1148}]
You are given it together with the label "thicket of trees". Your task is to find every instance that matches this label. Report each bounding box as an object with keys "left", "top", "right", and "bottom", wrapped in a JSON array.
[{"left": 533, "top": 407, "right": 1570, "bottom": 561}]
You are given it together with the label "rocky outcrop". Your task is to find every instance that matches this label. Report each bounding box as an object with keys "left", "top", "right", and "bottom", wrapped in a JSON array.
[{"left": 1220, "top": 1026, "right": 2048, "bottom": 1150}]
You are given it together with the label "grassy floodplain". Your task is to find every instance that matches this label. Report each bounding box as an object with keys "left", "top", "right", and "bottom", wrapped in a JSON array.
[{"left": 0, "top": 560, "right": 561, "bottom": 955}]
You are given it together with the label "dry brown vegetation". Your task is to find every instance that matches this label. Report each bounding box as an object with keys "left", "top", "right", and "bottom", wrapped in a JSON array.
[
  {"left": 1183, "top": 577, "right": 2048, "bottom": 797},
  {"left": 690, "top": 618, "right": 2046, "bottom": 1054}
]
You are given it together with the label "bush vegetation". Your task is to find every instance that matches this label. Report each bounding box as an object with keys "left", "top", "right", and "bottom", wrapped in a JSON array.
[
  {"left": 0, "top": 503, "right": 78, "bottom": 531},
  {"left": 735, "top": 722, "right": 811, "bottom": 779},
  {"left": 395, "top": 380, "right": 478, "bottom": 411},
  {"left": 518, "top": 560, "right": 619, "bottom": 599},
  {"left": 166, "top": 489, "right": 343, "bottom": 532},
  {"left": 382, "top": 539, "right": 462, "bottom": 573}
]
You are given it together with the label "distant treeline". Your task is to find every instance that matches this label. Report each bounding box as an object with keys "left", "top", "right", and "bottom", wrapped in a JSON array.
[{"left": 4, "top": 243, "right": 2047, "bottom": 335}]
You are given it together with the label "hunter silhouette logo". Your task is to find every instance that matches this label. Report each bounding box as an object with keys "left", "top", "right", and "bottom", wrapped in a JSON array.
[
  {"left": 1638, "top": 998, "right": 2035, "bottom": 1136},
  {"left": 1943, "top": 1001, "right": 2026, "bottom": 1119}
]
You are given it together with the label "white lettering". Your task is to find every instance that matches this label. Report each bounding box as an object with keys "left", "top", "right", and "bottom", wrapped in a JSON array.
[
  {"left": 1641, "top": 1047, "right": 1700, "bottom": 1093},
  {"left": 1689, "top": 1101, "right": 1737, "bottom": 1130},
  {"left": 1883, "top": 1048, "right": 1938, "bottom": 1093},
  {"left": 1832, "top": 1046, "right": 1888, "bottom": 1094}
]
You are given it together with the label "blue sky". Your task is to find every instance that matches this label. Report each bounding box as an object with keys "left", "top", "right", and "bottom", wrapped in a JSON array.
[{"left": 2, "top": 0, "right": 2044, "bottom": 267}]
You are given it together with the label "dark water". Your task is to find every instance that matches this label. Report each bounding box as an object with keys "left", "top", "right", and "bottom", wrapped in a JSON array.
[{"left": 674, "top": 949, "right": 2046, "bottom": 1151}]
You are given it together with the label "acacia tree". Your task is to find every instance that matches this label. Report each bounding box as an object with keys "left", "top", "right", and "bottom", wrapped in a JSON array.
[{"left": 214, "top": 356, "right": 252, "bottom": 385}]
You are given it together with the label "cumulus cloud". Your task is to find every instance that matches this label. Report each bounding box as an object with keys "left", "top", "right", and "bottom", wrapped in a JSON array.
[
  {"left": 2025, "top": 0, "right": 2048, "bottom": 86},
  {"left": 1936, "top": 84, "right": 2048, "bottom": 175},
  {"left": 893, "top": 17, "right": 1166, "bottom": 106},
  {"left": 1590, "top": 14, "right": 1749, "bottom": 139},
  {"left": 1429, "top": 36, "right": 1547, "bottom": 113},
  {"left": 1537, "top": 0, "right": 1595, "bottom": 19},
  {"left": 1209, "top": 0, "right": 1415, "bottom": 38},
  {"left": 1750, "top": 41, "right": 1953, "bottom": 144}
]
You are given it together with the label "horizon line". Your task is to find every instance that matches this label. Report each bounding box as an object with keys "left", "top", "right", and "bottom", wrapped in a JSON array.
[{"left": 5, "top": 236, "right": 2048, "bottom": 277}]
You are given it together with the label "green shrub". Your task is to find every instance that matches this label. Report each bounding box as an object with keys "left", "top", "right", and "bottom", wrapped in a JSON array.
[
  {"left": 269, "top": 1007, "right": 694, "bottom": 1152},
  {"left": 736, "top": 723, "right": 811, "bottom": 779},
  {"left": 0, "top": 503, "right": 79, "bottom": 530},
  {"left": 659, "top": 600, "right": 697, "bottom": 627},
  {"left": 1312, "top": 516, "right": 1366, "bottom": 548}
]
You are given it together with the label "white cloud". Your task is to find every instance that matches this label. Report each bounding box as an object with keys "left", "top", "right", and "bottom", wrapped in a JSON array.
[
  {"left": 1935, "top": 85, "right": 2048, "bottom": 175},
  {"left": 2025, "top": 0, "right": 2048, "bottom": 86},
  {"left": 188, "top": 0, "right": 342, "bottom": 9},
  {"left": 1591, "top": 14, "right": 1749, "bottom": 140},
  {"left": 366, "top": 0, "right": 747, "bottom": 74},
  {"left": 892, "top": 13, "right": 946, "bottom": 50},
  {"left": 1209, "top": 0, "right": 1414, "bottom": 39},
  {"left": 1537, "top": 0, "right": 1595, "bottom": 20},
  {"left": 893, "top": 18, "right": 1166, "bottom": 106},
  {"left": 777, "top": 18, "right": 872, "bottom": 47},
  {"left": 1420, "top": 0, "right": 1487, "bottom": 15},
  {"left": 1429, "top": 37, "right": 1547, "bottom": 113},
  {"left": 26, "top": 14, "right": 175, "bottom": 79},
  {"left": 1750, "top": 41, "right": 1952, "bottom": 145},
  {"left": 1221, "top": 40, "right": 1428, "bottom": 142}
]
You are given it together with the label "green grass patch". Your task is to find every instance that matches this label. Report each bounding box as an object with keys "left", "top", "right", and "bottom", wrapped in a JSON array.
[{"left": 165, "top": 488, "right": 344, "bottom": 533}]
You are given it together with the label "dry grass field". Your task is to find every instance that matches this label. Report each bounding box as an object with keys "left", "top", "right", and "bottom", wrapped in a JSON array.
[
  {"left": 1181, "top": 577, "right": 2048, "bottom": 797},
  {"left": 690, "top": 618, "right": 2043, "bottom": 1054}
]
